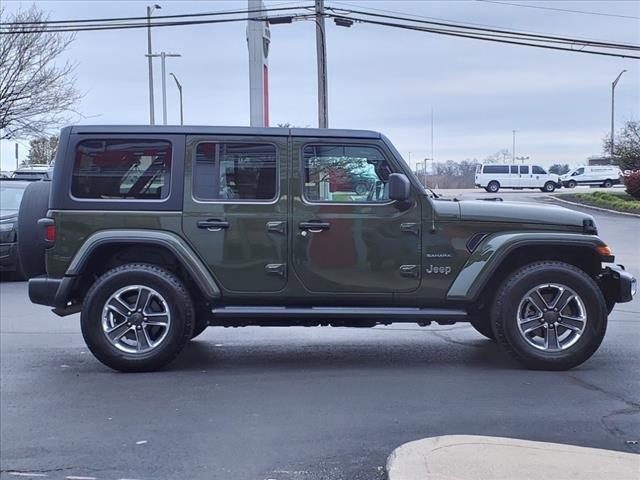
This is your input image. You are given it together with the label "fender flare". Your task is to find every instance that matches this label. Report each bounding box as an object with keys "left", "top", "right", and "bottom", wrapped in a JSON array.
[
  {"left": 446, "top": 232, "right": 607, "bottom": 302},
  {"left": 64, "top": 229, "right": 221, "bottom": 300}
]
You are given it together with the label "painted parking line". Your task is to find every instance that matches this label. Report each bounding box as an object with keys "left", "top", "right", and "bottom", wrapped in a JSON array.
[
  {"left": 65, "top": 476, "right": 97, "bottom": 480},
  {"left": 7, "top": 473, "right": 48, "bottom": 478}
]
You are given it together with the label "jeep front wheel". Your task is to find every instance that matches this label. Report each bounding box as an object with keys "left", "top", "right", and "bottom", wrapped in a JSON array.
[
  {"left": 491, "top": 261, "right": 607, "bottom": 370},
  {"left": 81, "top": 264, "right": 194, "bottom": 372}
]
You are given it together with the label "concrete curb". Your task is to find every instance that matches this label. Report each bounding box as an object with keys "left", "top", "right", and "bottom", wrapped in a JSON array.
[
  {"left": 550, "top": 195, "right": 640, "bottom": 218},
  {"left": 386, "top": 435, "right": 640, "bottom": 480}
]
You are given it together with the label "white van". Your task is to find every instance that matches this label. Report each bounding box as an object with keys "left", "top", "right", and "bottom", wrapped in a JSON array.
[
  {"left": 560, "top": 165, "right": 621, "bottom": 188},
  {"left": 475, "top": 164, "right": 560, "bottom": 193}
]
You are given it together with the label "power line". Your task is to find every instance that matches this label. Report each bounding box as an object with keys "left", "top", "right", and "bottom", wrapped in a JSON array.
[
  {"left": 0, "top": 4, "right": 311, "bottom": 26},
  {"left": 329, "top": 0, "right": 636, "bottom": 47},
  {"left": 326, "top": 13, "right": 640, "bottom": 60},
  {"left": 2, "top": 2, "right": 638, "bottom": 59},
  {"left": 326, "top": 6, "right": 640, "bottom": 51},
  {"left": 476, "top": 0, "right": 640, "bottom": 20}
]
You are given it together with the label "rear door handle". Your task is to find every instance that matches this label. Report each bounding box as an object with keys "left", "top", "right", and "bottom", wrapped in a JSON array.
[
  {"left": 197, "top": 219, "right": 229, "bottom": 231},
  {"left": 299, "top": 221, "right": 331, "bottom": 232}
]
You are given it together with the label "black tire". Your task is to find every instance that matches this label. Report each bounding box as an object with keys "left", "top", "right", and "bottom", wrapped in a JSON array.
[
  {"left": 17, "top": 181, "right": 51, "bottom": 279},
  {"left": 542, "top": 182, "right": 556, "bottom": 193},
  {"left": 492, "top": 261, "right": 607, "bottom": 371},
  {"left": 602, "top": 179, "right": 613, "bottom": 188},
  {"left": 486, "top": 181, "right": 500, "bottom": 193},
  {"left": 567, "top": 180, "right": 576, "bottom": 188},
  {"left": 470, "top": 317, "right": 496, "bottom": 341},
  {"left": 81, "top": 263, "right": 194, "bottom": 372}
]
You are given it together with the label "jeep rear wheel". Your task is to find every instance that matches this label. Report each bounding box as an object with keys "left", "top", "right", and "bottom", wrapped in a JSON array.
[
  {"left": 81, "top": 264, "right": 194, "bottom": 372},
  {"left": 492, "top": 261, "right": 607, "bottom": 370}
]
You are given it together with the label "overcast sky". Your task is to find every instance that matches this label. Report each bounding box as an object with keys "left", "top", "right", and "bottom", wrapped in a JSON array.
[{"left": 1, "top": 0, "right": 639, "bottom": 170}]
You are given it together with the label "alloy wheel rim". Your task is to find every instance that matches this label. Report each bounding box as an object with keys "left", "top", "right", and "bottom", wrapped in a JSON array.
[
  {"left": 101, "top": 285, "right": 171, "bottom": 354},
  {"left": 516, "top": 283, "right": 587, "bottom": 352}
]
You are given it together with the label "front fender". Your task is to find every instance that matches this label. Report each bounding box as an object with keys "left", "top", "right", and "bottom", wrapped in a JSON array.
[
  {"left": 65, "top": 229, "right": 221, "bottom": 300},
  {"left": 446, "top": 232, "right": 606, "bottom": 302}
]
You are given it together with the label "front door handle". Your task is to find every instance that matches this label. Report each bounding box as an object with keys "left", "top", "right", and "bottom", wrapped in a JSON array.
[
  {"left": 197, "top": 219, "right": 229, "bottom": 231},
  {"left": 299, "top": 221, "right": 331, "bottom": 232}
]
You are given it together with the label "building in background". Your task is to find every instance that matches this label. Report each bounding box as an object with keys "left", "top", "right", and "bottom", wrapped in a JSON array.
[{"left": 246, "top": 0, "right": 270, "bottom": 127}]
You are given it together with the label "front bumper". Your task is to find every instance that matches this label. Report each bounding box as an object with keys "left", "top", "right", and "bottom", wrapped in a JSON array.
[{"left": 600, "top": 265, "right": 636, "bottom": 304}]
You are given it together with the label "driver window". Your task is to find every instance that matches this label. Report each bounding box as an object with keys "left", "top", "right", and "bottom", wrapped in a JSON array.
[{"left": 303, "top": 144, "right": 392, "bottom": 203}]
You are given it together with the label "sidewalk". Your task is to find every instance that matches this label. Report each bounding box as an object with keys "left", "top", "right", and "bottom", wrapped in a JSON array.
[{"left": 386, "top": 435, "right": 639, "bottom": 480}]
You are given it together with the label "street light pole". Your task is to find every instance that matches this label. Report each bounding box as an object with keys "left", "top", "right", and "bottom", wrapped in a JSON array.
[
  {"left": 146, "top": 52, "right": 181, "bottom": 125},
  {"left": 611, "top": 69, "right": 627, "bottom": 159},
  {"left": 315, "top": 0, "right": 328, "bottom": 128},
  {"left": 512, "top": 130, "right": 516, "bottom": 162},
  {"left": 169, "top": 73, "right": 183, "bottom": 125},
  {"left": 146, "top": 4, "right": 161, "bottom": 125}
]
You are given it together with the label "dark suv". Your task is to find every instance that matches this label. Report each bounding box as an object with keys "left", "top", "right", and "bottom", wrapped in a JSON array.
[{"left": 22, "top": 125, "right": 635, "bottom": 372}]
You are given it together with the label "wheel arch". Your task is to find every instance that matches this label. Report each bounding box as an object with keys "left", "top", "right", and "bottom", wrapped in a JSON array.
[
  {"left": 447, "top": 232, "right": 607, "bottom": 306},
  {"left": 62, "top": 230, "right": 220, "bottom": 306}
]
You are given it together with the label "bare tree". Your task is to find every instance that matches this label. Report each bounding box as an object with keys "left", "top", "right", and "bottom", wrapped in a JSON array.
[{"left": 0, "top": 6, "right": 81, "bottom": 140}]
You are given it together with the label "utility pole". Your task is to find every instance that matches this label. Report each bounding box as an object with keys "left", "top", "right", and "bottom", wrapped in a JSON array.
[
  {"left": 15, "top": 143, "right": 18, "bottom": 169},
  {"left": 611, "top": 69, "right": 626, "bottom": 159},
  {"left": 315, "top": 0, "right": 328, "bottom": 128},
  {"left": 146, "top": 52, "right": 181, "bottom": 125},
  {"left": 512, "top": 130, "right": 516, "bottom": 162},
  {"left": 146, "top": 4, "right": 161, "bottom": 125},
  {"left": 169, "top": 73, "right": 183, "bottom": 125}
]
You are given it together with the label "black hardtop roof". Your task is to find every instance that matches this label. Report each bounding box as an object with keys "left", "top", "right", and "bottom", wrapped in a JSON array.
[{"left": 68, "top": 125, "right": 381, "bottom": 139}]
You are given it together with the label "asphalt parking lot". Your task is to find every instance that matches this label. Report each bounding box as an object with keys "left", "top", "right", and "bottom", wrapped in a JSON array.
[{"left": 1, "top": 190, "right": 639, "bottom": 480}]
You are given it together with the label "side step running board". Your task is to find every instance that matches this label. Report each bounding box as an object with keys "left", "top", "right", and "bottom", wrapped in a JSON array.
[{"left": 210, "top": 306, "right": 467, "bottom": 324}]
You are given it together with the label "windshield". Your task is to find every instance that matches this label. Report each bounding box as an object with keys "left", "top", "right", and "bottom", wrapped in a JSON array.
[
  {"left": 381, "top": 135, "right": 437, "bottom": 197},
  {"left": 0, "top": 183, "right": 26, "bottom": 210}
]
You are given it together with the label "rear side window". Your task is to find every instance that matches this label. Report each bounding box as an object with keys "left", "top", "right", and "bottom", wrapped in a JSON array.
[
  {"left": 193, "top": 143, "right": 277, "bottom": 201},
  {"left": 510, "top": 166, "right": 518, "bottom": 174},
  {"left": 532, "top": 166, "right": 547, "bottom": 174},
  {"left": 520, "top": 166, "right": 529, "bottom": 174},
  {"left": 483, "top": 165, "right": 509, "bottom": 174},
  {"left": 72, "top": 139, "right": 171, "bottom": 200}
]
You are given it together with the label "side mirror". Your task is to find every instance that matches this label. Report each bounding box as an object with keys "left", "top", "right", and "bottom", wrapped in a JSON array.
[{"left": 388, "top": 173, "right": 410, "bottom": 202}]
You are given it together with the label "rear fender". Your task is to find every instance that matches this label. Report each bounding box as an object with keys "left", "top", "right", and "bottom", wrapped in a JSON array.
[{"left": 65, "top": 229, "right": 221, "bottom": 300}]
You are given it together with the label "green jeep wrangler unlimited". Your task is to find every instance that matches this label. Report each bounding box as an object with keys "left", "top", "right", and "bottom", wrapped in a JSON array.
[{"left": 21, "top": 126, "right": 635, "bottom": 372}]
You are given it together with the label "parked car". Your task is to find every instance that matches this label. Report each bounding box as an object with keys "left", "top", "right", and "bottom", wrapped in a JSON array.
[
  {"left": 475, "top": 164, "right": 560, "bottom": 193},
  {"left": 12, "top": 165, "right": 52, "bottom": 181},
  {"left": 21, "top": 125, "right": 635, "bottom": 372},
  {"left": 0, "top": 179, "right": 32, "bottom": 279},
  {"left": 560, "top": 165, "right": 622, "bottom": 188}
]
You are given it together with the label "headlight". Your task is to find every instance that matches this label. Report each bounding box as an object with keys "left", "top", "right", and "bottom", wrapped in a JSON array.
[{"left": 0, "top": 222, "right": 16, "bottom": 232}]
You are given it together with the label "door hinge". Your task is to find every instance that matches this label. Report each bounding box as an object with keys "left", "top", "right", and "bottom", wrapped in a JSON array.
[
  {"left": 266, "top": 221, "right": 286, "bottom": 234},
  {"left": 265, "top": 263, "right": 286, "bottom": 277},
  {"left": 399, "top": 264, "right": 419, "bottom": 277},
  {"left": 401, "top": 222, "right": 419, "bottom": 235}
]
